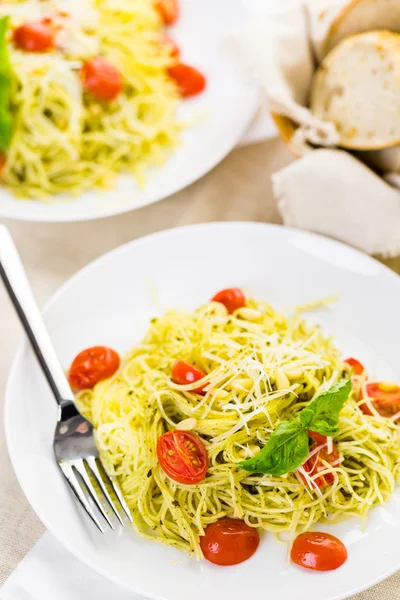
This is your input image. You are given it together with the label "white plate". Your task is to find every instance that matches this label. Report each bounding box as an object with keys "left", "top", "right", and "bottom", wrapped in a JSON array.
[
  {"left": 5, "top": 223, "right": 400, "bottom": 600},
  {"left": 0, "top": 0, "right": 259, "bottom": 223}
]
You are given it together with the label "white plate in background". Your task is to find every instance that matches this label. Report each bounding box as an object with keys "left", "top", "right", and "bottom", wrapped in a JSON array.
[
  {"left": 5, "top": 223, "right": 400, "bottom": 600},
  {"left": 0, "top": 0, "right": 259, "bottom": 222}
]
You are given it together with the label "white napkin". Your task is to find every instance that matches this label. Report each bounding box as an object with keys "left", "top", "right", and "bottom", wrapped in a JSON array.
[
  {"left": 0, "top": 533, "right": 141, "bottom": 600},
  {"left": 228, "top": 0, "right": 400, "bottom": 258}
]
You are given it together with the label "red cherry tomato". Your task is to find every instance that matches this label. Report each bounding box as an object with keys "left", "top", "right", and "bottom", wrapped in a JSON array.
[
  {"left": 168, "top": 63, "right": 206, "bottom": 97},
  {"left": 308, "top": 431, "right": 327, "bottom": 445},
  {"left": 157, "top": 430, "right": 208, "bottom": 484},
  {"left": 68, "top": 346, "right": 120, "bottom": 390},
  {"left": 81, "top": 57, "right": 123, "bottom": 101},
  {"left": 13, "top": 21, "right": 54, "bottom": 52},
  {"left": 154, "top": 0, "right": 179, "bottom": 25},
  {"left": 360, "top": 382, "right": 400, "bottom": 419},
  {"left": 162, "top": 34, "right": 180, "bottom": 58},
  {"left": 211, "top": 288, "right": 246, "bottom": 314},
  {"left": 291, "top": 532, "right": 348, "bottom": 571},
  {"left": 200, "top": 518, "right": 260, "bottom": 566},
  {"left": 300, "top": 442, "right": 339, "bottom": 489},
  {"left": 0, "top": 154, "right": 6, "bottom": 172},
  {"left": 171, "top": 360, "right": 207, "bottom": 394},
  {"left": 344, "top": 357, "right": 365, "bottom": 376}
]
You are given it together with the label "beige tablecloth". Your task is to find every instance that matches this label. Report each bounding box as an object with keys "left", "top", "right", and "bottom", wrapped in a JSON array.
[{"left": 1, "top": 138, "right": 400, "bottom": 599}]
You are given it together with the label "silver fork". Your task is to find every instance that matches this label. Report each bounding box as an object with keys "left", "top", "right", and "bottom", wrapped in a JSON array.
[{"left": 0, "top": 226, "right": 132, "bottom": 532}]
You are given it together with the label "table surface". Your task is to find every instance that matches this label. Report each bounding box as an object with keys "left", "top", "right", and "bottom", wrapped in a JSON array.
[{"left": 1, "top": 138, "right": 400, "bottom": 600}]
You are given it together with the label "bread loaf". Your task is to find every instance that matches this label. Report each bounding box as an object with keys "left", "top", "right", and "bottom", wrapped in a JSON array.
[{"left": 310, "top": 31, "right": 400, "bottom": 150}]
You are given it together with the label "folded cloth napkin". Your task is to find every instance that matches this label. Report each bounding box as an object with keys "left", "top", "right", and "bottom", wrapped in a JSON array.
[
  {"left": 273, "top": 149, "right": 400, "bottom": 257},
  {"left": 227, "top": 0, "right": 400, "bottom": 258},
  {"left": 0, "top": 533, "right": 142, "bottom": 600}
]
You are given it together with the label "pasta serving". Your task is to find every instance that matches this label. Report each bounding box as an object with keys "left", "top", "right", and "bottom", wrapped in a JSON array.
[
  {"left": 0, "top": 0, "right": 205, "bottom": 200},
  {"left": 70, "top": 288, "right": 400, "bottom": 570}
]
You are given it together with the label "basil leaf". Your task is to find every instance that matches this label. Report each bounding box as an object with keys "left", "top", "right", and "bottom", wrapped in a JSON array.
[
  {"left": 238, "top": 377, "right": 351, "bottom": 477},
  {"left": 238, "top": 421, "right": 309, "bottom": 476},
  {"left": 0, "top": 17, "right": 12, "bottom": 150},
  {"left": 299, "top": 407, "right": 314, "bottom": 428},
  {"left": 306, "top": 377, "right": 352, "bottom": 436}
]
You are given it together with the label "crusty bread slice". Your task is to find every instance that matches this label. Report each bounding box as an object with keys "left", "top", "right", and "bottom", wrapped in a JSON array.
[
  {"left": 324, "top": 0, "right": 400, "bottom": 56},
  {"left": 310, "top": 31, "right": 400, "bottom": 150}
]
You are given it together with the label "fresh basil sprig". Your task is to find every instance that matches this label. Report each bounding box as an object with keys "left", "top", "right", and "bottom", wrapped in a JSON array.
[
  {"left": 239, "top": 377, "right": 351, "bottom": 476},
  {"left": 0, "top": 17, "right": 12, "bottom": 150}
]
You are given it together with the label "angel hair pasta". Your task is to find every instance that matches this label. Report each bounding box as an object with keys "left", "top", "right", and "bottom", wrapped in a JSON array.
[
  {"left": 75, "top": 294, "right": 400, "bottom": 560},
  {"left": 0, "top": 0, "right": 199, "bottom": 200}
]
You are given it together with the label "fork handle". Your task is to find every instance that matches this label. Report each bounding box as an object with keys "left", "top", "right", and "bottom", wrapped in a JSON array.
[{"left": 0, "top": 225, "right": 74, "bottom": 407}]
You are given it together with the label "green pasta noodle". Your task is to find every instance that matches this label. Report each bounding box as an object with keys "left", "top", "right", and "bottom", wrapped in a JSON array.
[{"left": 76, "top": 298, "right": 400, "bottom": 558}]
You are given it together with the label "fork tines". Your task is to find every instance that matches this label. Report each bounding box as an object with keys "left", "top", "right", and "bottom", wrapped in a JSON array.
[{"left": 59, "top": 458, "right": 133, "bottom": 533}]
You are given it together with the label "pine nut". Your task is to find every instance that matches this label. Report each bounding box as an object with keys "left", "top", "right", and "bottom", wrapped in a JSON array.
[
  {"left": 285, "top": 369, "right": 303, "bottom": 380},
  {"left": 276, "top": 368, "right": 290, "bottom": 390},
  {"left": 236, "top": 308, "right": 262, "bottom": 321},
  {"left": 176, "top": 417, "right": 197, "bottom": 431},
  {"left": 210, "top": 302, "right": 228, "bottom": 316},
  {"left": 212, "top": 389, "right": 229, "bottom": 399},
  {"left": 238, "top": 445, "right": 261, "bottom": 459}
]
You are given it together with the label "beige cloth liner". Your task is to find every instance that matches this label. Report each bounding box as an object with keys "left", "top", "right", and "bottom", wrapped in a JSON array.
[{"left": 227, "top": 0, "right": 400, "bottom": 257}]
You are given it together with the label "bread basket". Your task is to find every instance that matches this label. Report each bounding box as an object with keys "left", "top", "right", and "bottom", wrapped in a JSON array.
[{"left": 273, "top": 111, "right": 400, "bottom": 274}]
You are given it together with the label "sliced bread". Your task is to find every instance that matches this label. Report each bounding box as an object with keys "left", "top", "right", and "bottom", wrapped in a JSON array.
[
  {"left": 324, "top": 0, "right": 400, "bottom": 56},
  {"left": 310, "top": 30, "right": 400, "bottom": 150}
]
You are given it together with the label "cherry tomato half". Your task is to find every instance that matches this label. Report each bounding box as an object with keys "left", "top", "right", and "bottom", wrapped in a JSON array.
[
  {"left": 154, "top": 0, "right": 179, "bottom": 25},
  {"left": 291, "top": 532, "right": 348, "bottom": 571},
  {"left": 81, "top": 57, "right": 123, "bottom": 102},
  {"left": 211, "top": 288, "right": 246, "bottom": 314},
  {"left": 200, "top": 518, "right": 260, "bottom": 566},
  {"left": 157, "top": 430, "right": 208, "bottom": 484},
  {"left": 360, "top": 382, "right": 400, "bottom": 419},
  {"left": 344, "top": 357, "right": 365, "bottom": 376},
  {"left": 300, "top": 442, "right": 339, "bottom": 489},
  {"left": 171, "top": 360, "right": 207, "bottom": 394},
  {"left": 168, "top": 63, "right": 206, "bottom": 97},
  {"left": 308, "top": 431, "right": 327, "bottom": 445},
  {"left": 13, "top": 21, "right": 54, "bottom": 52},
  {"left": 68, "top": 346, "right": 120, "bottom": 390}
]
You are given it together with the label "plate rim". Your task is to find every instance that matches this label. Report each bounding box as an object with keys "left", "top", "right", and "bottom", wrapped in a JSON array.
[{"left": 4, "top": 221, "right": 400, "bottom": 599}]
